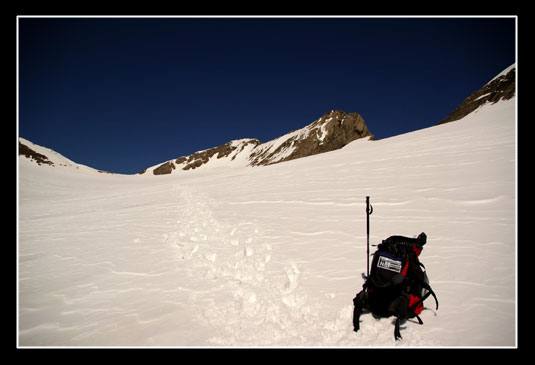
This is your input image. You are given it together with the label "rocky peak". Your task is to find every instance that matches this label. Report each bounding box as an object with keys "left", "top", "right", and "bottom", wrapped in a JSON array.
[
  {"left": 249, "top": 110, "right": 373, "bottom": 166},
  {"left": 437, "top": 64, "right": 515, "bottom": 125}
]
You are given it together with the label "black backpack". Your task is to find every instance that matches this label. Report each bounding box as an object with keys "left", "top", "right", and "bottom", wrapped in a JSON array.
[{"left": 352, "top": 232, "right": 438, "bottom": 340}]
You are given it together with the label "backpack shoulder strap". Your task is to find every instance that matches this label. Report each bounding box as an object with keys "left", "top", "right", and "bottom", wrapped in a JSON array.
[{"left": 409, "top": 280, "right": 439, "bottom": 312}]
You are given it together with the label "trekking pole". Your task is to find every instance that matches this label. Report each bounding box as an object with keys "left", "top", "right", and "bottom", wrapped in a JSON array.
[{"left": 366, "top": 196, "right": 373, "bottom": 278}]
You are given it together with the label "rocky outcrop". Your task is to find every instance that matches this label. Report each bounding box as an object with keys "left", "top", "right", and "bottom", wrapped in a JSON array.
[
  {"left": 437, "top": 65, "right": 515, "bottom": 125},
  {"left": 19, "top": 137, "right": 113, "bottom": 174},
  {"left": 19, "top": 141, "right": 54, "bottom": 166},
  {"left": 153, "top": 161, "right": 176, "bottom": 175}
]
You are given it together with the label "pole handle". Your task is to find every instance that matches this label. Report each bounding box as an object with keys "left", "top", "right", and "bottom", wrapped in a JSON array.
[{"left": 366, "top": 196, "right": 373, "bottom": 214}]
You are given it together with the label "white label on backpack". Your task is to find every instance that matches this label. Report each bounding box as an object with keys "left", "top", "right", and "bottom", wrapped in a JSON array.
[{"left": 377, "top": 255, "right": 402, "bottom": 273}]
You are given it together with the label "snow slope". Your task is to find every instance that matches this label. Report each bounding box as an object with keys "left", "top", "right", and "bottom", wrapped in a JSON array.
[
  {"left": 18, "top": 97, "right": 516, "bottom": 347},
  {"left": 18, "top": 137, "right": 105, "bottom": 175}
]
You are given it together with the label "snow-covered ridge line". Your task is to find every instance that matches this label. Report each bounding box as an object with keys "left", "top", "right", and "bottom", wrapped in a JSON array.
[
  {"left": 143, "top": 109, "right": 373, "bottom": 176},
  {"left": 18, "top": 137, "right": 109, "bottom": 175}
]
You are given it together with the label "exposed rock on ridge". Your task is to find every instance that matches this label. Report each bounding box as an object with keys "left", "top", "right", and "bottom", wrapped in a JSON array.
[
  {"left": 19, "top": 141, "right": 54, "bottom": 166},
  {"left": 180, "top": 139, "right": 261, "bottom": 171},
  {"left": 437, "top": 65, "right": 515, "bottom": 125},
  {"left": 148, "top": 139, "right": 261, "bottom": 175}
]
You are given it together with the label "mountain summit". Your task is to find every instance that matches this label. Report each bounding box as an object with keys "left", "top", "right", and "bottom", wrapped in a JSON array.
[
  {"left": 249, "top": 110, "right": 372, "bottom": 167},
  {"left": 144, "top": 110, "right": 373, "bottom": 175}
]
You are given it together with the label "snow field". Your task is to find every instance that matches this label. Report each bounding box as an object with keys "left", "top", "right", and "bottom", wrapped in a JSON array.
[
  {"left": 18, "top": 173, "right": 208, "bottom": 346},
  {"left": 162, "top": 186, "right": 358, "bottom": 346},
  {"left": 18, "top": 97, "right": 516, "bottom": 347},
  {"left": 171, "top": 98, "right": 516, "bottom": 347}
]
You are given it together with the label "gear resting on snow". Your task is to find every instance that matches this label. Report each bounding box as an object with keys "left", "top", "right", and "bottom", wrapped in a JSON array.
[{"left": 353, "top": 232, "right": 438, "bottom": 340}]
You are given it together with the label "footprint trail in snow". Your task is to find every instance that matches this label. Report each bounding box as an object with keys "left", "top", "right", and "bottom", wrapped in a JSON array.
[{"left": 162, "top": 186, "right": 359, "bottom": 347}]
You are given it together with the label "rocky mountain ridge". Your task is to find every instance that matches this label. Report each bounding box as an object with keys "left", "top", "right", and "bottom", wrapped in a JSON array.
[
  {"left": 18, "top": 64, "right": 515, "bottom": 176},
  {"left": 143, "top": 109, "right": 373, "bottom": 175},
  {"left": 437, "top": 64, "right": 515, "bottom": 125},
  {"left": 144, "top": 139, "right": 261, "bottom": 175}
]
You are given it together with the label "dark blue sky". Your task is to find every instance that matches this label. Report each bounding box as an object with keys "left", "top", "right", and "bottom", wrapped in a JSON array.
[{"left": 18, "top": 17, "right": 516, "bottom": 174}]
